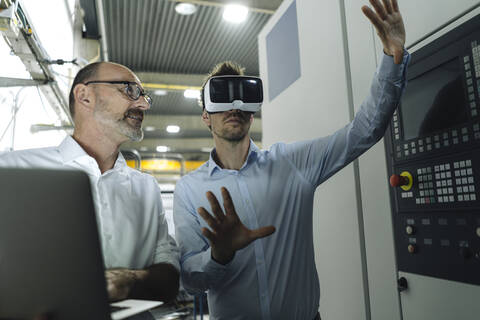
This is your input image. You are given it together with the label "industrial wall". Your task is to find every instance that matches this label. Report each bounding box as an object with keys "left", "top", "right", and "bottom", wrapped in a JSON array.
[{"left": 258, "top": 0, "right": 480, "bottom": 319}]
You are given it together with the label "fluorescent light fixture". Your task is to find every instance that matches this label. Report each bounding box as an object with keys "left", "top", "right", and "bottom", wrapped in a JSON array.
[
  {"left": 184, "top": 89, "right": 200, "bottom": 99},
  {"left": 201, "top": 147, "right": 213, "bottom": 153},
  {"left": 223, "top": 4, "right": 248, "bottom": 23},
  {"left": 139, "top": 146, "right": 149, "bottom": 152},
  {"left": 166, "top": 125, "right": 180, "bottom": 133},
  {"left": 153, "top": 89, "right": 167, "bottom": 96},
  {"left": 156, "top": 145, "right": 169, "bottom": 152},
  {"left": 175, "top": 3, "right": 197, "bottom": 15},
  {"left": 144, "top": 126, "right": 156, "bottom": 131}
]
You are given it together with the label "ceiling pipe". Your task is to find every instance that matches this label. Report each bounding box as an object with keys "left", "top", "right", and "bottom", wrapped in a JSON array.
[{"left": 95, "top": 0, "right": 109, "bottom": 61}]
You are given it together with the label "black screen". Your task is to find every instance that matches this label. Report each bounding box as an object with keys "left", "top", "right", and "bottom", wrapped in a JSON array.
[
  {"left": 400, "top": 58, "right": 468, "bottom": 140},
  {"left": 210, "top": 77, "right": 263, "bottom": 103}
]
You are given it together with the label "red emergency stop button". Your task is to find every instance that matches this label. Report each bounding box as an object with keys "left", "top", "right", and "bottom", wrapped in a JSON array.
[{"left": 390, "top": 174, "right": 409, "bottom": 187}]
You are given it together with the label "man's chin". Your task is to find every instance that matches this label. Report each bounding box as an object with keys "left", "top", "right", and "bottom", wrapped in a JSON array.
[
  {"left": 122, "top": 127, "right": 144, "bottom": 142},
  {"left": 129, "top": 132, "right": 144, "bottom": 142}
]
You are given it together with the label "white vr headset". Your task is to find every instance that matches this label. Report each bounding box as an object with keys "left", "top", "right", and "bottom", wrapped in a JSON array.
[{"left": 203, "top": 75, "right": 263, "bottom": 113}]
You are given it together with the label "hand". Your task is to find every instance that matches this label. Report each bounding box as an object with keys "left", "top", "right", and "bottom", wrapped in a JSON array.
[
  {"left": 197, "top": 187, "right": 276, "bottom": 265},
  {"left": 362, "top": 0, "right": 406, "bottom": 64},
  {"left": 105, "top": 268, "right": 147, "bottom": 301}
]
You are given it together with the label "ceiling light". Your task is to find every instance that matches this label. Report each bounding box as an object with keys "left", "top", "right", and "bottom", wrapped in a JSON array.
[
  {"left": 166, "top": 125, "right": 180, "bottom": 133},
  {"left": 153, "top": 89, "right": 167, "bottom": 96},
  {"left": 175, "top": 3, "right": 197, "bottom": 15},
  {"left": 144, "top": 126, "right": 156, "bottom": 131},
  {"left": 201, "top": 147, "right": 213, "bottom": 153},
  {"left": 184, "top": 89, "right": 200, "bottom": 99},
  {"left": 139, "top": 146, "right": 149, "bottom": 152},
  {"left": 223, "top": 4, "right": 248, "bottom": 23},
  {"left": 156, "top": 145, "right": 169, "bottom": 152}
]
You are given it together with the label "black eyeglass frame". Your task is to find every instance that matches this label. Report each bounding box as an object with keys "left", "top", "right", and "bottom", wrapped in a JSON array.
[{"left": 84, "top": 80, "right": 152, "bottom": 106}]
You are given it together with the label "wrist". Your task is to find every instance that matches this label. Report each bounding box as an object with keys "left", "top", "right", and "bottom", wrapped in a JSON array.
[
  {"left": 130, "top": 269, "right": 148, "bottom": 283},
  {"left": 211, "top": 248, "right": 235, "bottom": 265}
]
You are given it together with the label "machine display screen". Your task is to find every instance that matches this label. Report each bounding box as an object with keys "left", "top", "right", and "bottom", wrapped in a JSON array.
[{"left": 400, "top": 58, "right": 468, "bottom": 140}]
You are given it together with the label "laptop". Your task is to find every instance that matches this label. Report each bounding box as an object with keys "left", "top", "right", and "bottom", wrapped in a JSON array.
[{"left": 0, "top": 168, "right": 163, "bottom": 320}]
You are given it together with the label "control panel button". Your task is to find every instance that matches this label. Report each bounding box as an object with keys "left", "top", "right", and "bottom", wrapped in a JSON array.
[
  {"left": 390, "top": 172, "right": 413, "bottom": 191},
  {"left": 407, "top": 244, "right": 417, "bottom": 254},
  {"left": 406, "top": 225, "right": 415, "bottom": 235}
]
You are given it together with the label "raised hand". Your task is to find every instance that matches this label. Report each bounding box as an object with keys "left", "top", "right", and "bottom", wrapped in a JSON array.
[
  {"left": 197, "top": 187, "right": 276, "bottom": 265},
  {"left": 362, "top": 0, "right": 406, "bottom": 64}
]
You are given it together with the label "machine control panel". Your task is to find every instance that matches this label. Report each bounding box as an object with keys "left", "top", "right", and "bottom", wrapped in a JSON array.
[{"left": 385, "top": 15, "right": 480, "bottom": 286}]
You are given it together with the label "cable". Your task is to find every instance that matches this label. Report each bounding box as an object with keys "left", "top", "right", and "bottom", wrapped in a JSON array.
[
  {"left": 43, "top": 58, "right": 78, "bottom": 66},
  {"left": 36, "top": 86, "right": 56, "bottom": 120},
  {"left": 0, "top": 87, "right": 28, "bottom": 146}
]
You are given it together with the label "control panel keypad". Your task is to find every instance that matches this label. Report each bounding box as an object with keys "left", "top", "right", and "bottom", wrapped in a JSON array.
[
  {"left": 414, "top": 160, "right": 476, "bottom": 205},
  {"left": 416, "top": 166, "right": 435, "bottom": 204},
  {"left": 394, "top": 124, "right": 479, "bottom": 160},
  {"left": 454, "top": 160, "right": 476, "bottom": 201}
]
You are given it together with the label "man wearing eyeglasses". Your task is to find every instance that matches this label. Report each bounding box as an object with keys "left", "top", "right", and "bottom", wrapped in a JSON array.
[{"left": 0, "top": 62, "right": 180, "bottom": 305}]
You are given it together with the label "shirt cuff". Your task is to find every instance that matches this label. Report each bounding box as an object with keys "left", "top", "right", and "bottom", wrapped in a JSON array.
[
  {"left": 202, "top": 247, "right": 229, "bottom": 279},
  {"left": 377, "top": 49, "right": 410, "bottom": 81}
]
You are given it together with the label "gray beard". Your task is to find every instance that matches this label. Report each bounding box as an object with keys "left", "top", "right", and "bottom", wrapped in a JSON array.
[
  {"left": 119, "top": 120, "right": 144, "bottom": 141},
  {"left": 93, "top": 104, "right": 144, "bottom": 142}
]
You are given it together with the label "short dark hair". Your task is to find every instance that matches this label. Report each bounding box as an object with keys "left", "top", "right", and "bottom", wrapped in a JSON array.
[
  {"left": 199, "top": 61, "right": 245, "bottom": 109},
  {"left": 68, "top": 62, "right": 103, "bottom": 119}
]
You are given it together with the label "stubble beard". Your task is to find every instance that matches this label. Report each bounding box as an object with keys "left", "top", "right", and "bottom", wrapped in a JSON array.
[
  {"left": 212, "top": 119, "right": 251, "bottom": 143},
  {"left": 94, "top": 99, "right": 144, "bottom": 142}
]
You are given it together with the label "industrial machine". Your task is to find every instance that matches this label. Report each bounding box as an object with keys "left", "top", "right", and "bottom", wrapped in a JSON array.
[{"left": 386, "top": 14, "right": 480, "bottom": 287}]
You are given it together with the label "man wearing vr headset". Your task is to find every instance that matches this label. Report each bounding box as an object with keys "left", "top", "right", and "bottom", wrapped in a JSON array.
[{"left": 174, "top": 0, "right": 408, "bottom": 319}]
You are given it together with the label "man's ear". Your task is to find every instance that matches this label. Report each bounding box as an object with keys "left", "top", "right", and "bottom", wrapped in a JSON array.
[
  {"left": 202, "top": 110, "right": 211, "bottom": 125},
  {"left": 73, "top": 84, "right": 94, "bottom": 112}
]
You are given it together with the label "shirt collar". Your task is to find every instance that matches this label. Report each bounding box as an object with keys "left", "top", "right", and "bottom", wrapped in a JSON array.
[
  {"left": 58, "top": 135, "right": 89, "bottom": 164},
  {"left": 58, "top": 136, "right": 127, "bottom": 172},
  {"left": 207, "top": 139, "right": 259, "bottom": 176}
]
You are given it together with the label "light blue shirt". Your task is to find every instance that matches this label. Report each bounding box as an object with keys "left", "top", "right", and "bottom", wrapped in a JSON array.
[{"left": 173, "top": 52, "right": 410, "bottom": 320}]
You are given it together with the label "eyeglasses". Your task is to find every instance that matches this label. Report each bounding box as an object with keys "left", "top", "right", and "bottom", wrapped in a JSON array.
[{"left": 84, "top": 81, "right": 152, "bottom": 106}]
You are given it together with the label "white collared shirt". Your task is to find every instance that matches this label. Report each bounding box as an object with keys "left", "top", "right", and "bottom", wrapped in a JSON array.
[{"left": 0, "top": 136, "right": 179, "bottom": 271}]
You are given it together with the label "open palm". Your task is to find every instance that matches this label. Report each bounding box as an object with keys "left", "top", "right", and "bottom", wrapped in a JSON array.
[
  {"left": 197, "top": 187, "right": 275, "bottom": 265},
  {"left": 362, "top": 0, "right": 406, "bottom": 64}
]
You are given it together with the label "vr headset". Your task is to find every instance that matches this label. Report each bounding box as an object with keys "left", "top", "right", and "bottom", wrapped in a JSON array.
[{"left": 203, "top": 75, "right": 263, "bottom": 113}]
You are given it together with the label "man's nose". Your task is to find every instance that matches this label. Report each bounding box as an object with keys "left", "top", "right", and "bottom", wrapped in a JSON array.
[{"left": 137, "top": 96, "right": 151, "bottom": 110}]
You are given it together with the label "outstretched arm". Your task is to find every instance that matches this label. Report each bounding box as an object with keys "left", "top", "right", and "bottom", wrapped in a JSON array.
[{"left": 362, "top": 0, "right": 406, "bottom": 64}]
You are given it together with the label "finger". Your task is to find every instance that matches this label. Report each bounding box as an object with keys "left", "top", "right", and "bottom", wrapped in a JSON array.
[
  {"left": 381, "top": 0, "right": 393, "bottom": 14},
  {"left": 368, "top": 0, "right": 387, "bottom": 20},
  {"left": 202, "top": 227, "right": 217, "bottom": 243},
  {"left": 362, "top": 6, "right": 384, "bottom": 34},
  {"left": 221, "top": 187, "right": 236, "bottom": 217},
  {"left": 249, "top": 226, "right": 276, "bottom": 240},
  {"left": 391, "top": 0, "right": 399, "bottom": 12},
  {"left": 197, "top": 207, "right": 219, "bottom": 230},
  {"left": 206, "top": 191, "right": 225, "bottom": 222}
]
